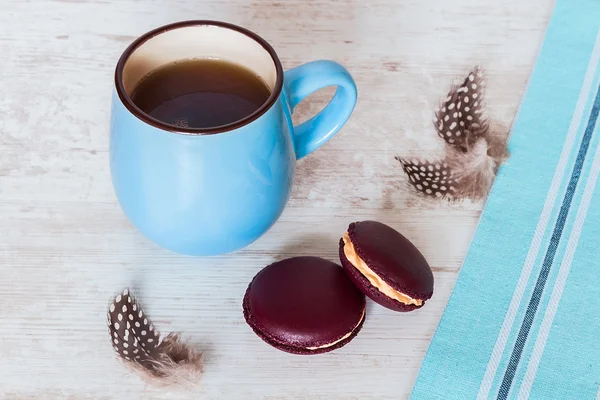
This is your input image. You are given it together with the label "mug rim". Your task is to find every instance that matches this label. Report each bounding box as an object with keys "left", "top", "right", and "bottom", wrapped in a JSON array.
[{"left": 114, "top": 20, "right": 285, "bottom": 135}]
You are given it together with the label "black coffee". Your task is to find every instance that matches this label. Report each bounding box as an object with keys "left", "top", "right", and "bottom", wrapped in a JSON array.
[{"left": 130, "top": 59, "right": 271, "bottom": 129}]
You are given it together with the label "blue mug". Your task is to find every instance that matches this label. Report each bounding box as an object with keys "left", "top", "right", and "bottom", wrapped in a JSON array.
[{"left": 110, "top": 21, "right": 357, "bottom": 256}]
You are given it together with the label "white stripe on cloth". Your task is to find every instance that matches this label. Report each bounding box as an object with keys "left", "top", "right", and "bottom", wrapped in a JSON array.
[
  {"left": 477, "top": 28, "right": 600, "bottom": 400},
  {"left": 518, "top": 120, "right": 600, "bottom": 399}
]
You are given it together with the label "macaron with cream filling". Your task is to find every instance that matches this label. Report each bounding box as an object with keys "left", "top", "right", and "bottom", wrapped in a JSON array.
[{"left": 339, "top": 221, "right": 434, "bottom": 312}]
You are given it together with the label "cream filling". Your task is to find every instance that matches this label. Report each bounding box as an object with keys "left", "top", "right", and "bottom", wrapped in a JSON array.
[
  {"left": 305, "top": 310, "right": 365, "bottom": 350},
  {"left": 342, "top": 233, "right": 423, "bottom": 306}
]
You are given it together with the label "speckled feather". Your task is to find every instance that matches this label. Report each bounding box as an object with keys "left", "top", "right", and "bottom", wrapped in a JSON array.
[
  {"left": 434, "top": 66, "right": 489, "bottom": 152},
  {"left": 397, "top": 66, "right": 508, "bottom": 201},
  {"left": 107, "top": 289, "right": 160, "bottom": 366},
  {"left": 395, "top": 157, "right": 459, "bottom": 199},
  {"left": 107, "top": 288, "right": 203, "bottom": 387}
]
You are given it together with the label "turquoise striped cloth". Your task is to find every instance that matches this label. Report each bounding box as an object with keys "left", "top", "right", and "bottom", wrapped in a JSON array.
[{"left": 411, "top": 1, "right": 600, "bottom": 399}]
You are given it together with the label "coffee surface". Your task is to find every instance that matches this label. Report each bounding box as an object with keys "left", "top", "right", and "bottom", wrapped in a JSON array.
[{"left": 130, "top": 59, "right": 271, "bottom": 129}]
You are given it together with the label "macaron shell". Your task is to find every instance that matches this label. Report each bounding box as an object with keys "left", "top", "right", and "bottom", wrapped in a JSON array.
[
  {"left": 243, "top": 290, "right": 366, "bottom": 355},
  {"left": 243, "top": 256, "right": 366, "bottom": 353},
  {"left": 339, "top": 239, "right": 421, "bottom": 312},
  {"left": 346, "top": 221, "right": 434, "bottom": 300}
]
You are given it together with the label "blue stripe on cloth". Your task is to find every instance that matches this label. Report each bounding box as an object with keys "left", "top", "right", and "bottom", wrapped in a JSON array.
[
  {"left": 498, "top": 59, "right": 600, "bottom": 397},
  {"left": 524, "top": 159, "right": 600, "bottom": 399},
  {"left": 507, "top": 59, "right": 600, "bottom": 399},
  {"left": 516, "top": 109, "right": 600, "bottom": 399},
  {"left": 410, "top": 1, "right": 600, "bottom": 399},
  {"left": 487, "top": 27, "right": 600, "bottom": 399},
  {"left": 497, "top": 79, "right": 600, "bottom": 400}
]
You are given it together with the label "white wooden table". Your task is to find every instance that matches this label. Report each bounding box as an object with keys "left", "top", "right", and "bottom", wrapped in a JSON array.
[{"left": 0, "top": 0, "right": 553, "bottom": 398}]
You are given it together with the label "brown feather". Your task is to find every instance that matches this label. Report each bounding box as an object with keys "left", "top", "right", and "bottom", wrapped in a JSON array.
[
  {"left": 485, "top": 120, "right": 511, "bottom": 167},
  {"left": 445, "top": 139, "right": 497, "bottom": 200},
  {"left": 107, "top": 289, "right": 203, "bottom": 387},
  {"left": 397, "top": 66, "right": 509, "bottom": 201},
  {"left": 395, "top": 157, "right": 459, "bottom": 199},
  {"left": 434, "top": 66, "right": 489, "bottom": 152}
]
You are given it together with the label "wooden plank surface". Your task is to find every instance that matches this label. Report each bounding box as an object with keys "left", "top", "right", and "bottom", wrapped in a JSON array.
[{"left": 0, "top": 0, "right": 553, "bottom": 398}]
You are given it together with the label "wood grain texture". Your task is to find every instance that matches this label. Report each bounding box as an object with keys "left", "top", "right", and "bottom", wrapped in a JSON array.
[{"left": 0, "top": 0, "right": 553, "bottom": 398}]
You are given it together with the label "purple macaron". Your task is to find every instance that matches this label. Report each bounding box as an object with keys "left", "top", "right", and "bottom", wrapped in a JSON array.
[
  {"left": 243, "top": 256, "right": 366, "bottom": 354},
  {"left": 339, "top": 221, "right": 434, "bottom": 312}
]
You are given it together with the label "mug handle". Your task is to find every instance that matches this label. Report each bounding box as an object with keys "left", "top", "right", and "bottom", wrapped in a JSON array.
[{"left": 284, "top": 60, "right": 357, "bottom": 159}]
